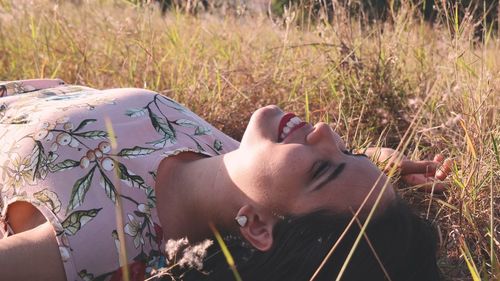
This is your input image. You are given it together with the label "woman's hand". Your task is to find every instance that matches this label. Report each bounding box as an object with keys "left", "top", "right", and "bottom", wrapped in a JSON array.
[{"left": 363, "top": 147, "right": 452, "bottom": 193}]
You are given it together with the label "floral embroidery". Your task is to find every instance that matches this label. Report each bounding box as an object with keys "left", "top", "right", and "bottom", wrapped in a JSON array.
[
  {"left": 124, "top": 213, "right": 145, "bottom": 248},
  {"left": 4, "top": 153, "right": 33, "bottom": 192},
  {"left": 0, "top": 81, "right": 238, "bottom": 280}
]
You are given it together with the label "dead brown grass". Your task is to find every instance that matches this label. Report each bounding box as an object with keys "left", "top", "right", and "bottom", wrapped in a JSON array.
[{"left": 0, "top": 0, "right": 498, "bottom": 280}]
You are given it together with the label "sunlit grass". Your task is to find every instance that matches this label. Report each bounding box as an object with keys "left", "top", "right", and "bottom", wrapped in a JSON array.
[{"left": 0, "top": 0, "right": 498, "bottom": 280}]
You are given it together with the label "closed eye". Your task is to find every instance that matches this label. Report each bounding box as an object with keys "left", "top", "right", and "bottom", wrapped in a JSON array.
[{"left": 312, "top": 160, "right": 331, "bottom": 179}]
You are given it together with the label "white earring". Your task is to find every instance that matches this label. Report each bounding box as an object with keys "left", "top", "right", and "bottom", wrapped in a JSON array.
[{"left": 235, "top": 215, "right": 248, "bottom": 227}]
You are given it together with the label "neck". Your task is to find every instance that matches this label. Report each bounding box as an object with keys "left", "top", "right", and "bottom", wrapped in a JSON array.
[{"left": 155, "top": 151, "right": 242, "bottom": 242}]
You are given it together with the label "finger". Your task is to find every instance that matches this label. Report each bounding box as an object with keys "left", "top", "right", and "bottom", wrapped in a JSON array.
[
  {"left": 436, "top": 158, "right": 453, "bottom": 180},
  {"left": 399, "top": 160, "right": 438, "bottom": 176},
  {"left": 417, "top": 181, "right": 448, "bottom": 193},
  {"left": 433, "top": 154, "right": 445, "bottom": 163},
  {"left": 401, "top": 174, "right": 448, "bottom": 193}
]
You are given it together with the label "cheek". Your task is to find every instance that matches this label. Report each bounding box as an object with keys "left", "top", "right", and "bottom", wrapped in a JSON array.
[{"left": 255, "top": 150, "right": 307, "bottom": 207}]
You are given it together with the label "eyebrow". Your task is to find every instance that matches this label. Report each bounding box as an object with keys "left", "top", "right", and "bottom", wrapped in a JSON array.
[{"left": 314, "top": 162, "right": 346, "bottom": 191}]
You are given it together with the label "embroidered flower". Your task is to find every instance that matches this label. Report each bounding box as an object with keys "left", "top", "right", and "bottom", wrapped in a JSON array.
[
  {"left": 6, "top": 153, "right": 33, "bottom": 191},
  {"left": 137, "top": 203, "right": 151, "bottom": 215},
  {"left": 38, "top": 152, "right": 58, "bottom": 180},
  {"left": 124, "top": 214, "right": 144, "bottom": 248}
]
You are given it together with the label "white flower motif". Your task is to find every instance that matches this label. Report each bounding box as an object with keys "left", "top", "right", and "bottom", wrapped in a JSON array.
[
  {"left": 137, "top": 203, "right": 151, "bottom": 215},
  {"left": 124, "top": 214, "right": 144, "bottom": 248},
  {"left": 6, "top": 153, "right": 33, "bottom": 190},
  {"left": 33, "top": 129, "right": 48, "bottom": 141},
  {"left": 38, "top": 152, "right": 58, "bottom": 179}
]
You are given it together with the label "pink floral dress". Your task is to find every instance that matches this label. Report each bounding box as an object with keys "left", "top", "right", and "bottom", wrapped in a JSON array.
[{"left": 0, "top": 79, "right": 239, "bottom": 281}]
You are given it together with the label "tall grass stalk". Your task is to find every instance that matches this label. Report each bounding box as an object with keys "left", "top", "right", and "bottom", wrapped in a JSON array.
[{"left": 0, "top": 0, "right": 498, "bottom": 280}]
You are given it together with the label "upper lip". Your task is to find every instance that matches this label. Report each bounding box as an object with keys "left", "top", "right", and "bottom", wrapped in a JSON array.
[{"left": 277, "top": 113, "right": 307, "bottom": 142}]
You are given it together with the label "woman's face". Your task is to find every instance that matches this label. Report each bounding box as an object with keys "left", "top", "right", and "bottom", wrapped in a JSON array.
[{"left": 231, "top": 105, "right": 396, "bottom": 216}]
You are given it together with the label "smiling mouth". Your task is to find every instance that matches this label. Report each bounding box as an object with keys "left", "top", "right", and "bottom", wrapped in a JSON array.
[{"left": 278, "top": 113, "right": 307, "bottom": 142}]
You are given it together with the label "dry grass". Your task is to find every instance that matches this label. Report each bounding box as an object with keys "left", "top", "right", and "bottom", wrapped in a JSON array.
[{"left": 0, "top": 0, "right": 498, "bottom": 280}]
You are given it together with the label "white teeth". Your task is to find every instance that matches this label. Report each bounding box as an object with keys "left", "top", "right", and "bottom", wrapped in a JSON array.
[{"left": 279, "top": 116, "right": 304, "bottom": 141}]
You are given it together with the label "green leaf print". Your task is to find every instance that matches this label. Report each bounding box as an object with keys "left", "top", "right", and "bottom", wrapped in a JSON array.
[
  {"left": 117, "top": 146, "right": 157, "bottom": 159},
  {"left": 117, "top": 162, "right": 149, "bottom": 190},
  {"left": 29, "top": 141, "right": 44, "bottom": 180},
  {"left": 214, "top": 139, "right": 223, "bottom": 151},
  {"left": 50, "top": 159, "right": 80, "bottom": 172},
  {"left": 125, "top": 107, "right": 147, "bottom": 117},
  {"left": 145, "top": 186, "right": 156, "bottom": 207},
  {"left": 33, "top": 189, "right": 62, "bottom": 213},
  {"left": 62, "top": 208, "right": 102, "bottom": 235},
  {"left": 158, "top": 95, "right": 189, "bottom": 113},
  {"left": 174, "top": 119, "right": 199, "bottom": 128},
  {"left": 10, "top": 114, "right": 29, "bottom": 124},
  {"left": 67, "top": 165, "right": 96, "bottom": 212},
  {"left": 98, "top": 168, "right": 116, "bottom": 203},
  {"left": 0, "top": 103, "right": 6, "bottom": 119},
  {"left": 73, "top": 119, "right": 97, "bottom": 132},
  {"left": 146, "top": 136, "right": 175, "bottom": 148},
  {"left": 147, "top": 107, "right": 176, "bottom": 139},
  {"left": 74, "top": 130, "right": 108, "bottom": 140},
  {"left": 195, "top": 126, "right": 212, "bottom": 135},
  {"left": 78, "top": 270, "right": 95, "bottom": 281}
]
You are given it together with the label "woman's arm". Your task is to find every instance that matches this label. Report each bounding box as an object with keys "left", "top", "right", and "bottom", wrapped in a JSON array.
[
  {"left": 362, "top": 147, "right": 452, "bottom": 192},
  {"left": 0, "top": 221, "right": 66, "bottom": 281}
]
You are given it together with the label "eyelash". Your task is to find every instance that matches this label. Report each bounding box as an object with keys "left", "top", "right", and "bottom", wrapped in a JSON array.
[
  {"left": 312, "top": 149, "right": 366, "bottom": 179},
  {"left": 313, "top": 161, "right": 330, "bottom": 179}
]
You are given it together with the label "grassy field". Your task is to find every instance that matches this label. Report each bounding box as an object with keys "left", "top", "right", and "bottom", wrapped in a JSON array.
[{"left": 0, "top": 0, "right": 498, "bottom": 280}]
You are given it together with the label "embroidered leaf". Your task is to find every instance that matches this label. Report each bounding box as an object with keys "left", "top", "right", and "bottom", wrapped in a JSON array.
[
  {"left": 34, "top": 189, "right": 62, "bottom": 213},
  {"left": 148, "top": 171, "right": 157, "bottom": 181},
  {"left": 74, "top": 130, "right": 108, "bottom": 139},
  {"left": 158, "top": 95, "right": 188, "bottom": 112},
  {"left": 48, "top": 152, "right": 59, "bottom": 162},
  {"left": 117, "top": 162, "right": 149, "bottom": 190},
  {"left": 62, "top": 208, "right": 102, "bottom": 235},
  {"left": 117, "top": 146, "right": 157, "bottom": 159},
  {"left": 98, "top": 168, "right": 117, "bottom": 203},
  {"left": 125, "top": 107, "right": 147, "bottom": 117},
  {"left": 29, "top": 141, "right": 44, "bottom": 180},
  {"left": 214, "top": 139, "right": 223, "bottom": 151},
  {"left": 195, "top": 126, "right": 212, "bottom": 135},
  {"left": 197, "top": 143, "right": 205, "bottom": 151},
  {"left": 73, "top": 119, "right": 97, "bottom": 132},
  {"left": 67, "top": 165, "right": 96, "bottom": 212},
  {"left": 78, "top": 270, "right": 94, "bottom": 281},
  {"left": 10, "top": 114, "right": 29, "bottom": 124},
  {"left": 174, "top": 119, "right": 199, "bottom": 128},
  {"left": 146, "top": 136, "right": 176, "bottom": 148},
  {"left": 0, "top": 103, "right": 6, "bottom": 119},
  {"left": 147, "top": 107, "right": 176, "bottom": 139},
  {"left": 145, "top": 186, "right": 156, "bottom": 207},
  {"left": 50, "top": 159, "right": 80, "bottom": 172},
  {"left": 134, "top": 211, "right": 147, "bottom": 217}
]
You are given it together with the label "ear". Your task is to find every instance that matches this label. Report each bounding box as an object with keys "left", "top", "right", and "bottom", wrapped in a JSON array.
[{"left": 236, "top": 205, "right": 276, "bottom": 252}]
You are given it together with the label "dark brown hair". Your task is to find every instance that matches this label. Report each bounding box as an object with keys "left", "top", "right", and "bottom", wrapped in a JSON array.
[{"left": 184, "top": 198, "right": 441, "bottom": 281}]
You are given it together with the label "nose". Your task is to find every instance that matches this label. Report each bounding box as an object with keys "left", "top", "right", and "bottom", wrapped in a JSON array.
[
  {"left": 253, "top": 105, "right": 283, "bottom": 119},
  {"left": 306, "top": 122, "right": 341, "bottom": 149}
]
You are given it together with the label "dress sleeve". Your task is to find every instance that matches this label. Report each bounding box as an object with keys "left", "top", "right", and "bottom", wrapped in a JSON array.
[{"left": 0, "top": 79, "right": 65, "bottom": 97}]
